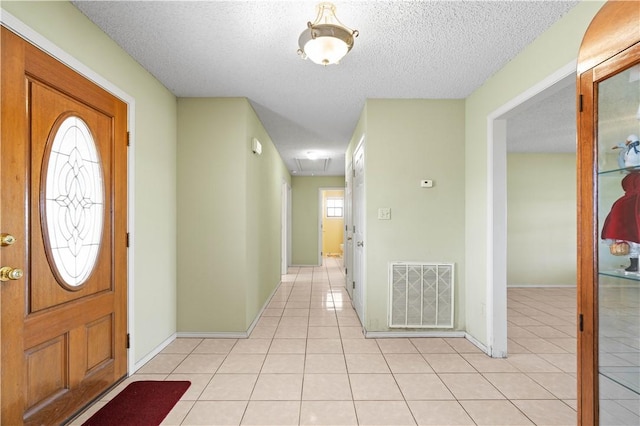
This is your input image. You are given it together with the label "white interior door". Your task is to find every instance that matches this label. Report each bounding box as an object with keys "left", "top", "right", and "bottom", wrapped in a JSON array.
[
  {"left": 353, "top": 140, "right": 365, "bottom": 322},
  {"left": 345, "top": 160, "right": 354, "bottom": 298},
  {"left": 318, "top": 190, "right": 324, "bottom": 266},
  {"left": 281, "top": 181, "right": 291, "bottom": 274}
]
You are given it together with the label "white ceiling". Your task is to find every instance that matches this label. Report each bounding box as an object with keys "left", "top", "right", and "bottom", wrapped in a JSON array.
[
  {"left": 507, "top": 75, "right": 577, "bottom": 154},
  {"left": 72, "top": 0, "right": 580, "bottom": 175}
]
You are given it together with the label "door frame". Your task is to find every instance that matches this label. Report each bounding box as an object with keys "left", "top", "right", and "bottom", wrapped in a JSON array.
[
  {"left": 352, "top": 136, "right": 366, "bottom": 322},
  {"left": 281, "top": 180, "right": 291, "bottom": 274},
  {"left": 1, "top": 10, "right": 137, "bottom": 373},
  {"left": 486, "top": 60, "right": 576, "bottom": 358},
  {"left": 318, "top": 187, "right": 346, "bottom": 266},
  {"left": 345, "top": 159, "right": 354, "bottom": 298}
]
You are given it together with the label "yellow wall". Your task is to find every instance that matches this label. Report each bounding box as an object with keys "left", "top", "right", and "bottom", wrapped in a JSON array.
[
  {"left": 292, "top": 176, "right": 345, "bottom": 265},
  {"left": 322, "top": 190, "right": 344, "bottom": 255},
  {"left": 507, "top": 153, "right": 576, "bottom": 286}
]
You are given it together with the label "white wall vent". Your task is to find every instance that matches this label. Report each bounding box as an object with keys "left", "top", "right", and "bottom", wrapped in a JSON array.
[{"left": 389, "top": 262, "right": 454, "bottom": 328}]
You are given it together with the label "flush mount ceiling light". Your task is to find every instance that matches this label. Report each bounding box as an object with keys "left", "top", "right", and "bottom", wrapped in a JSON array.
[{"left": 297, "top": 2, "right": 358, "bottom": 66}]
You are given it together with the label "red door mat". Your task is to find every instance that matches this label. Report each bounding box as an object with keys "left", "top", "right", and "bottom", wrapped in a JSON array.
[{"left": 82, "top": 380, "right": 191, "bottom": 426}]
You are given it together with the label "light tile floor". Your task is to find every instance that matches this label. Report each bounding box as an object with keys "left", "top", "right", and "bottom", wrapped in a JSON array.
[{"left": 71, "top": 258, "right": 581, "bottom": 425}]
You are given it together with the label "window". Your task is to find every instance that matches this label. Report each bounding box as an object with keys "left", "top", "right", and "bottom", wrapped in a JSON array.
[
  {"left": 326, "top": 197, "right": 343, "bottom": 218},
  {"left": 44, "top": 115, "right": 104, "bottom": 288}
]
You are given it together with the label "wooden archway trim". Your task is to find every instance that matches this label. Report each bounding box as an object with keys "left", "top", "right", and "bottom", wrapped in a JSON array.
[{"left": 577, "top": 1, "right": 640, "bottom": 74}]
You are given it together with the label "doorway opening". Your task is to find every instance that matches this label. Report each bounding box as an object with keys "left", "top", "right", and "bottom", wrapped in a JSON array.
[
  {"left": 488, "top": 61, "right": 577, "bottom": 357},
  {"left": 501, "top": 71, "right": 578, "bottom": 412},
  {"left": 282, "top": 181, "right": 292, "bottom": 274},
  {"left": 319, "top": 188, "right": 345, "bottom": 266}
]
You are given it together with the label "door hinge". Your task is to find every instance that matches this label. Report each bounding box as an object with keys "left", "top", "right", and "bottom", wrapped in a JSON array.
[
  {"left": 353, "top": 225, "right": 356, "bottom": 233},
  {"left": 579, "top": 94, "right": 583, "bottom": 113},
  {"left": 126, "top": 333, "right": 130, "bottom": 349},
  {"left": 352, "top": 168, "right": 356, "bottom": 177},
  {"left": 126, "top": 232, "right": 130, "bottom": 248},
  {"left": 345, "top": 268, "right": 348, "bottom": 275},
  {"left": 579, "top": 314, "right": 583, "bottom": 332},
  {"left": 352, "top": 281, "right": 355, "bottom": 289}
]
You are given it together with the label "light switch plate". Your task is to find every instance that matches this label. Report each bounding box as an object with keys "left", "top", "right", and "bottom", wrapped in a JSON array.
[{"left": 378, "top": 207, "right": 391, "bottom": 220}]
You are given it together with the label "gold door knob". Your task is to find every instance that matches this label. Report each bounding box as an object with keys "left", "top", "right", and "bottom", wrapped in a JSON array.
[
  {"left": 1, "top": 234, "right": 16, "bottom": 246},
  {"left": 0, "top": 266, "right": 23, "bottom": 281}
]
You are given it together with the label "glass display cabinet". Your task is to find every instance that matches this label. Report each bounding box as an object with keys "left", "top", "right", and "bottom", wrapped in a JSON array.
[{"left": 577, "top": 2, "right": 640, "bottom": 424}]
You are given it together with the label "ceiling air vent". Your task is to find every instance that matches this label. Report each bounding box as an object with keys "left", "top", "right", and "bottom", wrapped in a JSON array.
[{"left": 294, "top": 158, "right": 330, "bottom": 173}]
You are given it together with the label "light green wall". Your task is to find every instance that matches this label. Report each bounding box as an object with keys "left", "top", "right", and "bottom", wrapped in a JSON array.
[
  {"left": 292, "top": 176, "right": 345, "bottom": 265},
  {"left": 177, "top": 99, "right": 247, "bottom": 332},
  {"left": 507, "top": 153, "right": 576, "bottom": 286},
  {"left": 464, "top": 0, "right": 604, "bottom": 344},
  {"left": 177, "top": 98, "right": 290, "bottom": 332},
  {"left": 350, "top": 99, "right": 466, "bottom": 332},
  {"left": 2, "top": 1, "right": 179, "bottom": 363},
  {"left": 244, "top": 103, "right": 291, "bottom": 326},
  {"left": 6, "top": 0, "right": 606, "bottom": 358}
]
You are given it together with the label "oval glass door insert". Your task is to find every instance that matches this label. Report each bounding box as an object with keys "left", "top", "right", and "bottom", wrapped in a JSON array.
[{"left": 43, "top": 115, "right": 104, "bottom": 287}]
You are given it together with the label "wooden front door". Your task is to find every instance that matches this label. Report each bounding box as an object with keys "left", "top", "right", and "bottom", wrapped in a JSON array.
[{"left": 1, "top": 27, "right": 128, "bottom": 425}]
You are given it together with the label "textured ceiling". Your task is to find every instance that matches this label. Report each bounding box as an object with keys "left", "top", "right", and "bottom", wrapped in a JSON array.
[
  {"left": 507, "top": 75, "right": 576, "bottom": 153},
  {"left": 72, "top": 0, "right": 580, "bottom": 175}
]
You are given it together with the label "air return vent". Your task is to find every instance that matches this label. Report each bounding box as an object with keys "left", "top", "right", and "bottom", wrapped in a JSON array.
[
  {"left": 294, "top": 158, "right": 330, "bottom": 173},
  {"left": 389, "top": 262, "right": 454, "bottom": 328}
]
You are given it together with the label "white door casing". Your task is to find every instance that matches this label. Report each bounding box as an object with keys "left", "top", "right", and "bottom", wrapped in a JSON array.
[
  {"left": 281, "top": 181, "right": 291, "bottom": 274},
  {"left": 353, "top": 139, "right": 365, "bottom": 322},
  {"left": 345, "top": 159, "right": 354, "bottom": 298}
]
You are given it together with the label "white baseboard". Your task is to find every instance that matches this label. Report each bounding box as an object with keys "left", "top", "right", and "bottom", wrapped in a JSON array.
[
  {"left": 175, "top": 278, "right": 282, "bottom": 341},
  {"left": 363, "top": 329, "right": 492, "bottom": 359},
  {"left": 365, "top": 330, "right": 466, "bottom": 338},
  {"left": 245, "top": 281, "right": 281, "bottom": 335},
  {"left": 132, "top": 333, "right": 177, "bottom": 373},
  {"left": 465, "top": 332, "right": 492, "bottom": 356},
  {"left": 507, "top": 284, "right": 576, "bottom": 288},
  {"left": 176, "top": 331, "right": 248, "bottom": 339}
]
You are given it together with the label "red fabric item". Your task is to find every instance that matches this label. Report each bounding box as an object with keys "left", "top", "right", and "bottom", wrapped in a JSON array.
[
  {"left": 601, "top": 172, "right": 640, "bottom": 243},
  {"left": 82, "top": 381, "right": 190, "bottom": 426}
]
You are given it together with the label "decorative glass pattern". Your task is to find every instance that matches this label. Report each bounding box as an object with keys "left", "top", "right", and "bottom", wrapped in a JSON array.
[{"left": 44, "top": 116, "right": 104, "bottom": 287}]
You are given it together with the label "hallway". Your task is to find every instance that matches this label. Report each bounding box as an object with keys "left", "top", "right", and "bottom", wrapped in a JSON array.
[{"left": 71, "top": 258, "right": 577, "bottom": 425}]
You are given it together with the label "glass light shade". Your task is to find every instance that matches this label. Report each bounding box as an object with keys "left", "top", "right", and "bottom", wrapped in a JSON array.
[
  {"left": 297, "top": 3, "right": 357, "bottom": 66},
  {"left": 303, "top": 34, "right": 348, "bottom": 65}
]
